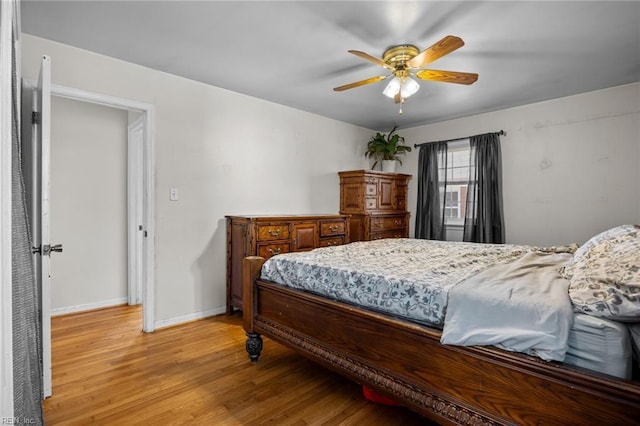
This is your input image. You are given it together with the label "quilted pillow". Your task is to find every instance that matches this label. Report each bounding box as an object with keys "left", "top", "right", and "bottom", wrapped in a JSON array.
[{"left": 563, "top": 225, "right": 640, "bottom": 321}]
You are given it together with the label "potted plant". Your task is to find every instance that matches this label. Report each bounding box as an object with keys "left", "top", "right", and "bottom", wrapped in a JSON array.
[{"left": 365, "top": 125, "right": 411, "bottom": 172}]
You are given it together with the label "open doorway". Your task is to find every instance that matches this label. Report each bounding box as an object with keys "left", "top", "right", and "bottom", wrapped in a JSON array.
[
  {"left": 49, "top": 97, "right": 131, "bottom": 315},
  {"left": 42, "top": 83, "right": 156, "bottom": 334}
]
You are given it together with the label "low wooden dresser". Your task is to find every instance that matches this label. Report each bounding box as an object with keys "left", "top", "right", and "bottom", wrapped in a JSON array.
[
  {"left": 226, "top": 214, "right": 350, "bottom": 313},
  {"left": 339, "top": 170, "right": 412, "bottom": 242}
]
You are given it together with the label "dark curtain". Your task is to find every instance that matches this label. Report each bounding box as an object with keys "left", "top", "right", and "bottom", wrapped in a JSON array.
[
  {"left": 415, "top": 142, "right": 447, "bottom": 240},
  {"left": 11, "top": 8, "right": 45, "bottom": 423},
  {"left": 463, "top": 133, "right": 505, "bottom": 243}
]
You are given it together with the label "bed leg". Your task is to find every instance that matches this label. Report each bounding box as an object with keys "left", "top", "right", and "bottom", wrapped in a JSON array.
[
  {"left": 246, "top": 332, "right": 263, "bottom": 362},
  {"left": 243, "top": 256, "right": 265, "bottom": 362}
]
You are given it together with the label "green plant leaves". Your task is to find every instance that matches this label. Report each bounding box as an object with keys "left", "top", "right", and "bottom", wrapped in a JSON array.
[{"left": 365, "top": 125, "right": 412, "bottom": 168}]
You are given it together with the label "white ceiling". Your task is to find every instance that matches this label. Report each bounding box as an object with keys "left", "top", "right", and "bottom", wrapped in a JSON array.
[{"left": 20, "top": 1, "right": 640, "bottom": 130}]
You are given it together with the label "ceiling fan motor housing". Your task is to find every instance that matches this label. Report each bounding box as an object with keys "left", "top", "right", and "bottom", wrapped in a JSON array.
[{"left": 383, "top": 45, "right": 420, "bottom": 69}]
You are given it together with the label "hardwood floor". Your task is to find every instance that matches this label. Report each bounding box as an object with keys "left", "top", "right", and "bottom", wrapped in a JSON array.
[{"left": 44, "top": 305, "right": 432, "bottom": 425}]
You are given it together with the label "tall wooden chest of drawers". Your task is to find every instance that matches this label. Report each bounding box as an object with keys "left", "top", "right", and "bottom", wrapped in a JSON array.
[
  {"left": 226, "top": 214, "right": 349, "bottom": 313},
  {"left": 338, "top": 170, "right": 412, "bottom": 242}
]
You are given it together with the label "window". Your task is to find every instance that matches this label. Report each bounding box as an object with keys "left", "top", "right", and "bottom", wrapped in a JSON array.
[
  {"left": 439, "top": 139, "right": 470, "bottom": 226},
  {"left": 416, "top": 132, "right": 504, "bottom": 243}
]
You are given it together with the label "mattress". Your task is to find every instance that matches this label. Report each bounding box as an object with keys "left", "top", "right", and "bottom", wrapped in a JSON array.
[
  {"left": 260, "top": 238, "right": 532, "bottom": 326},
  {"left": 564, "top": 314, "right": 632, "bottom": 379}
]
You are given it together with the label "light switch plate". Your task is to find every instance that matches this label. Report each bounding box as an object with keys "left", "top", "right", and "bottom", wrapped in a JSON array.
[{"left": 170, "top": 188, "right": 179, "bottom": 201}]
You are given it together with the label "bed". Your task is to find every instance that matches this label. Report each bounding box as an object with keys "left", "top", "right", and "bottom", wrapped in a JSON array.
[{"left": 242, "top": 225, "right": 640, "bottom": 424}]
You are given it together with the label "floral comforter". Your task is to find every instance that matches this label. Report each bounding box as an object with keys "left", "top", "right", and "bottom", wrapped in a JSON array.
[{"left": 260, "top": 238, "right": 533, "bottom": 326}]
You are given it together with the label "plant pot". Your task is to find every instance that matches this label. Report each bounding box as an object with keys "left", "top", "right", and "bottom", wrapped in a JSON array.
[{"left": 381, "top": 160, "right": 397, "bottom": 173}]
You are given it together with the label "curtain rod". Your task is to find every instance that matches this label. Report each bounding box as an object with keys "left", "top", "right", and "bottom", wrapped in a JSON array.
[{"left": 413, "top": 130, "right": 506, "bottom": 148}]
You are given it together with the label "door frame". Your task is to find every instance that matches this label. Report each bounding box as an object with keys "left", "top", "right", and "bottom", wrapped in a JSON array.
[
  {"left": 24, "top": 80, "right": 157, "bottom": 333},
  {"left": 127, "top": 114, "right": 144, "bottom": 306}
]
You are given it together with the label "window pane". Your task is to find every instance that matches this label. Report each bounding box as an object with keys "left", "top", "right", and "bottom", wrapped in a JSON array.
[{"left": 441, "top": 140, "right": 470, "bottom": 227}]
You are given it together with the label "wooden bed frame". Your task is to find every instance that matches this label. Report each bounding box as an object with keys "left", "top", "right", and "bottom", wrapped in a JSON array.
[{"left": 242, "top": 256, "right": 640, "bottom": 425}]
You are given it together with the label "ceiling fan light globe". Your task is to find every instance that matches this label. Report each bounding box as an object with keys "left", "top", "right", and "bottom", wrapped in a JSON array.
[
  {"left": 383, "top": 77, "right": 401, "bottom": 98},
  {"left": 401, "top": 77, "right": 420, "bottom": 98}
]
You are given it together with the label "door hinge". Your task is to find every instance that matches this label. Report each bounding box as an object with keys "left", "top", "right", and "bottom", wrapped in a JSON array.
[{"left": 32, "top": 111, "right": 40, "bottom": 125}]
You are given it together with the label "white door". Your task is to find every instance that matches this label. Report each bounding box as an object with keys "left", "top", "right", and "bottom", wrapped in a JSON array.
[{"left": 25, "top": 55, "right": 54, "bottom": 398}]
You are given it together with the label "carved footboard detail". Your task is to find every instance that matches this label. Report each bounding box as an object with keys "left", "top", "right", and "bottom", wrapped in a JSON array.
[{"left": 258, "top": 317, "right": 500, "bottom": 426}]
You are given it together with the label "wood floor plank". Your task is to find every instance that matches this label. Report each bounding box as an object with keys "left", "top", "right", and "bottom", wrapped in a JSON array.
[{"left": 43, "top": 305, "right": 431, "bottom": 425}]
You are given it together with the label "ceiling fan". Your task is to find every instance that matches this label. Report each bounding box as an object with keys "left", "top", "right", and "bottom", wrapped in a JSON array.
[{"left": 333, "top": 35, "right": 478, "bottom": 107}]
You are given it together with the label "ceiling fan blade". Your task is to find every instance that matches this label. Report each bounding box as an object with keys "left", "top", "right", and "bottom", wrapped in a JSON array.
[
  {"left": 407, "top": 35, "right": 465, "bottom": 69},
  {"left": 416, "top": 69, "right": 478, "bottom": 85},
  {"left": 348, "top": 50, "right": 394, "bottom": 70},
  {"left": 333, "top": 75, "right": 387, "bottom": 91}
]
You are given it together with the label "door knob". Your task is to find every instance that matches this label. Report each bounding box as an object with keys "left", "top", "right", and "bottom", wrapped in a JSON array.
[{"left": 40, "top": 244, "right": 63, "bottom": 256}]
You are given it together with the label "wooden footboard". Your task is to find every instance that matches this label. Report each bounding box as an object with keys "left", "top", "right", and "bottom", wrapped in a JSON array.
[{"left": 242, "top": 256, "right": 640, "bottom": 425}]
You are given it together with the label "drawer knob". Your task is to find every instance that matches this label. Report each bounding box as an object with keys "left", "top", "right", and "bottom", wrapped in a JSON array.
[
  {"left": 268, "top": 248, "right": 281, "bottom": 255},
  {"left": 329, "top": 225, "right": 338, "bottom": 232},
  {"left": 394, "top": 220, "right": 401, "bottom": 225},
  {"left": 268, "top": 229, "right": 281, "bottom": 237}
]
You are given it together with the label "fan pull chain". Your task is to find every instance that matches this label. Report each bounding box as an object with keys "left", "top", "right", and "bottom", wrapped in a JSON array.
[{"left": 399, "top": 98, "right": 405, "bottom": 114}]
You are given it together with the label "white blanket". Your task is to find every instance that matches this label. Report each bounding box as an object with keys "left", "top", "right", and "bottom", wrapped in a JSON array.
[{"left": 441, "top": 251, "right": 574, "bottom": 361}]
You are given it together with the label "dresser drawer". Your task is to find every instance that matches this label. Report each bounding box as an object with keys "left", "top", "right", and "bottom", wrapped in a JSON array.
[
  {"left": 257, "top": 242, "right": 290, "bottom": 259},
  {"left": 365, "top": 198, "right": 377, "bottom": 210},
  {"left": 320, "top": 220, "right": 346, "bottom": 237},
  {"left": 370, "top": 216, "right": 406, "bottom": 231},
  {"left": 256, "top": 224, "right": 290, "bottom": 241},
  {"left": 370, "top": 229, "right": 407, "bottom": 240},
  {"left": 365, "top": 183, "right": 377, "bottom": 196},
  {"left": 318, "top": 236, "right": 345, "bottom": 247}
]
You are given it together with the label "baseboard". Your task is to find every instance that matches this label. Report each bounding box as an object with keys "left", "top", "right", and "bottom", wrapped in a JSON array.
[
  {"left": 52, "top": 302, "right": 227, "bottom": 329},
  {"left": 154, "top": 306, "right": 227, "bottom": 330},
  {"left": 51, "top": 298, "right": 129, "bottom": 317}
]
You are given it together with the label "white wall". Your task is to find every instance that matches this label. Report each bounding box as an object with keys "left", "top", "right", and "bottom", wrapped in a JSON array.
[
  {"left": 21, "top": 34, "right": 371, "bottom": 325},
  {"left": 50, "top": 96, "right": 128, "bottom": 312},
  {"left": 398, "top": 83, "right": 640, "bottom": 246}
]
